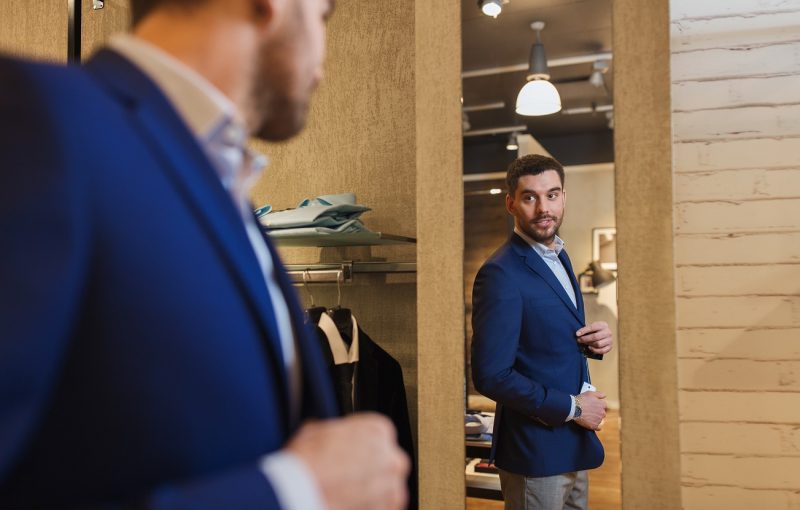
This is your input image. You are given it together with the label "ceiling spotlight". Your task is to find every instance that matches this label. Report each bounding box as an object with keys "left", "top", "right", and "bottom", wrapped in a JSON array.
[
  {"left": 479, "top": 0, "right": 503, "bottom": 18},
  {"left": 489, "top": 188, "right": 503, "bottom": 195},
  {"left": 516, "top": 22, "right": 561, "bottom": 116},
  {"left": 506, "top": 132, "right": 519, "bottom": 151}
]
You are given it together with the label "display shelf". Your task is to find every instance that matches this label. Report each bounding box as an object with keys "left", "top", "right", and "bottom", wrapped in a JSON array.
[
  {"left": 465, "top": 458, "right": 502, "bottom": 500},
  {"left": 270, "top": 232, "right": 416, "bottom": 247}
]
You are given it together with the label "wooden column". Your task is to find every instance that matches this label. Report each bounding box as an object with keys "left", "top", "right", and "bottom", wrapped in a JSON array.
[{"left": 613, "top": 0, "right": 682, "bottom": 508}]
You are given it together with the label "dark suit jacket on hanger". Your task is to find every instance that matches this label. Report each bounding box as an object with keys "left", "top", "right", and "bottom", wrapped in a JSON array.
[
  {"left": 471, "top": 233, "right": 604, "bottom": 477},
  {"left": 0, "top": 51, "right": 336, "bottom": 508},
  {"left": 313, "top": 315, "right": 417, "bottom": 509}
]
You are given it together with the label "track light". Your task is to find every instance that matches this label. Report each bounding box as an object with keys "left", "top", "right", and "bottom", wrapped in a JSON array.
[
  {"left": 479, "top": 0, "right": 503, "bottom": 18},
  {"left": 506, "top": 132, "right": 519, "bottom": 151},
  {"left": 516, "top": 22, "right": 561, "bottom": 116}
]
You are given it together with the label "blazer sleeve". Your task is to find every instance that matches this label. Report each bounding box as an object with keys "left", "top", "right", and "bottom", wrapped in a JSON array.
[
  {"left": 0, "top": 59, "right": 286, "bottom": 510},
  {"left": 470, "top": 262, "right": 571, "bottom": 426}
]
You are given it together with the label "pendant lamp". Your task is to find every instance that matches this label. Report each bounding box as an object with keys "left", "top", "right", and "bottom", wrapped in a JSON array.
[
  {"left": 478, "top": 0, "right": 503, "bottom": 18},
  {"left": 516, "top": 22, "right": 562, "bottom": 116}
]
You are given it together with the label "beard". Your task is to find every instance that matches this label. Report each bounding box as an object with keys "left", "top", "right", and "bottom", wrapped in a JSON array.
[
  {"left": 519, "top": 213, "right": 563, "bottom": 246},
  {"left": 251, "top": 88, "right": 309, "bottom": 142},
  {"left": 248, "top": 40, "right": 313, "bottom": 142}
]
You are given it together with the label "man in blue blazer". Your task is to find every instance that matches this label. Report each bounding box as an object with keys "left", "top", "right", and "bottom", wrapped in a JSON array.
[
  {"left": 471, "top": 154, "right": 614, "bottom": 510},
  {"left": 0, "top": 0, "right": 409, "bottom": 508}
]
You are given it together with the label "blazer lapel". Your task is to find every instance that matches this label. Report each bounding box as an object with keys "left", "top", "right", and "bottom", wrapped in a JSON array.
[
  {"left": 510, "top": 234, "right": 584, "bottom": 324},
  {"left": 559, "top": 250, "right": 586, "bottom": 324},
  {"left": 260, "top": 229, "right": 339, "bottom": 422},
  {"left": 84, "top": 50, "right": 291, "bottom": 399}
]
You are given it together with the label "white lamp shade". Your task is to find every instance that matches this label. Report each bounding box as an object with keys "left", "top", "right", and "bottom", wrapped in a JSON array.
[
  {"left": 515, "top": 79, "right": 562, "bottom": 116},
  {"left": 481, "top": 0, "right": 502, "bottom": 17}
]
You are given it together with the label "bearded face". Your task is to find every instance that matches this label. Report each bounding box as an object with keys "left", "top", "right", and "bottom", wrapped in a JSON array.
[
  {"left": 249, "top": 0, "right": 329, "bottom": 141},
  {"left": 506, "top": 170, "right": 566, "bottom": 248}
]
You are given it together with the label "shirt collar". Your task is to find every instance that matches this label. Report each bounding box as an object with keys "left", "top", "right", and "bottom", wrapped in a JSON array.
[
  {"left": 108, "top": 34, "right": 239, "bottom": 142},
  {"left": 107, "top": 34, "right": 268, "bottom": 193},
  {"left": 514, "top": 226, "right": 565, "bottom": 257}
]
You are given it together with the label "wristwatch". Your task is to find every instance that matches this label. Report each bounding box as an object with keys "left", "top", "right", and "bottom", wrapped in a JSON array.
[{"left": 573, "top": 395, "right": 583, "bottom": 419}]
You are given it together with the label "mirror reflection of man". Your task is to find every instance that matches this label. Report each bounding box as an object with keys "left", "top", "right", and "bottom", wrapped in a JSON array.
[
  {"left": 471, "top": 154, "right": 613, "bottom": 510},
  {"left": 0, "top": 0, "right": 409, "bottom": 508}
]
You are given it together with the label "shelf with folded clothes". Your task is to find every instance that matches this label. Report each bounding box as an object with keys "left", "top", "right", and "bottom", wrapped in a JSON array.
[
  {"left": 255, "top": 192, "right": 416, "bottom": 247},
  {"left": 271, "top": 231, "right": 416, "bottom": 247}
]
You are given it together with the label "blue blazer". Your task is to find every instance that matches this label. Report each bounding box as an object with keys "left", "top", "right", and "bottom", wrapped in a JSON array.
[
  {"left": 471, "top": 234, "right": 604, "bottom": 477},
  {"left": 0, "top": 51, "right": 337, "bottom": 508}
]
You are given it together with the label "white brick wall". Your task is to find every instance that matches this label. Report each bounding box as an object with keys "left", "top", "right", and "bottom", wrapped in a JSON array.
[{"left": 670, "top": 1, "right": 800, "bottom": 508}]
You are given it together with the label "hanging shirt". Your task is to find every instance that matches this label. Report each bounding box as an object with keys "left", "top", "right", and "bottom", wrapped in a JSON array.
[{"left": 317, "top": 313, "right": 359, "bottom": 413}]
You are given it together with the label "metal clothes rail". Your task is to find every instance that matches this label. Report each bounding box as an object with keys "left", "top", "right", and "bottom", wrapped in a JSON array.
[{"left": 284, "top": 262, "right": 416, "bottom": 284}]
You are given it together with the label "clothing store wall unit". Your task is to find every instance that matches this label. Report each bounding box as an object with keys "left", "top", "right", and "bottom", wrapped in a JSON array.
[
  {"left": 80, "top": 0, "right": 131, "bottom": 60},
  {"left": 0, "top": 0, "right": 130, "bottom": 62},
  {"left": 250, "top": 1, "right": 464, "bottom": 508},
  {"left": 0, "top": 1, "right": 67, "bottom": 62}
]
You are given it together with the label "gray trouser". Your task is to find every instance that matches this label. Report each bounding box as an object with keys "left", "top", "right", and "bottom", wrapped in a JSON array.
[{"left": 497, "top": 468, "right": 588, "bottom": 510}]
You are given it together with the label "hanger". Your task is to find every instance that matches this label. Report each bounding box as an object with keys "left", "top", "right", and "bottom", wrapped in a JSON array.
[
  {"left": 327, "top": 270, "right": 353, "bottom": 345},
  {"left": 303, "top": 269, "right": 326, "bottom": 324}
]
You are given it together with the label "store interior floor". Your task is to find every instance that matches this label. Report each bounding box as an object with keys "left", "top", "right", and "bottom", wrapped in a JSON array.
[{"left": 467, "top": 409, "right": 621, "bottom": 510}]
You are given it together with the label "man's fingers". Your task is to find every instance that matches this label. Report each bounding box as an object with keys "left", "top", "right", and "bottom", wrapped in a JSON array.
[{"left": 576, "top": 321, "right": 608, "bottom": 337}]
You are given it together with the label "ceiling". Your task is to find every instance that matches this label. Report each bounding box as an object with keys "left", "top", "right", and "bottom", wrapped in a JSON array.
[{"left": 461, "top": 0, "right": 613, "bottom": 171}]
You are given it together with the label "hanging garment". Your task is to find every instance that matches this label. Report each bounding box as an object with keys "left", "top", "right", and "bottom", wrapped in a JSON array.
[{"left": 312, "top": 311, "right": 418, "bottom": 510}]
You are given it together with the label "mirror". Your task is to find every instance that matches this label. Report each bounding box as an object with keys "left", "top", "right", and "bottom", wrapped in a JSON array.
[{"left": 461, "top": 1, "right": 620, "bottom": 508}]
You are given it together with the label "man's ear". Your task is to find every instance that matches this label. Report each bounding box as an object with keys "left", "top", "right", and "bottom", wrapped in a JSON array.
[
  {"left": 252, "top": 0, "right": 280, "bottom": 31},
  {"left": 505, "top": 193, "right": 515, "bottom": 215}
]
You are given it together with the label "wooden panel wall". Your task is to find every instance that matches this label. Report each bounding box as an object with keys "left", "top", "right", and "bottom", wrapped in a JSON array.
[
  {"left": 463, "top": 182, "right": 511, "bottom": 398},
  {"left": 81, "top": 0, "right": 131, "bottom": 60},
  {"left": 613, "top": 0, "right": 683, "bottom": 508},
  {"left": 415, "top": 1, "right": 464, "bottom": 506},
  {"left": 0, "top": 0, "right": 67, "bottom": 62},
  {"left": 670, "top": 0, "right": 800, "bottom": 508}
]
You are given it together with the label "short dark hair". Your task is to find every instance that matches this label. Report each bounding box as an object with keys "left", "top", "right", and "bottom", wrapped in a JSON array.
[
  {"left": 505, "top": 154, "right": 565, "bottom": 195},
  {"left": 131, "top": 0, "right": 205, "bottom": 26}
]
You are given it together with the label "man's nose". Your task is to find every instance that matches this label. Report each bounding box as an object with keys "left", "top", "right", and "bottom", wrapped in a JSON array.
[{"left": 534, "top": 198, "right": 548, "bottom": 215}]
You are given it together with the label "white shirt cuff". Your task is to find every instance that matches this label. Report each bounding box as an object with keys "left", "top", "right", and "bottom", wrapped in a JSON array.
[
  {"left": 260, "top": 451, "right": 327, "bottom": 510},
  {"left": 566, "top": 395, "right": 577, "bottom": 422}
]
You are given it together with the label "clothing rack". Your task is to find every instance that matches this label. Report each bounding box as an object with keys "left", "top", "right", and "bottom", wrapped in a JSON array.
[{"left": 285, "top": 262, "right": 416, "bottom": 284}]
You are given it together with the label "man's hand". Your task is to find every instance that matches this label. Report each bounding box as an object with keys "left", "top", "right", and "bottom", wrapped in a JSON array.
[
  {"left": 575, "top": 391, "right": 607, "bottom": 431},
  {"left": 286, "top": 413, "right": 410, "bottom": 510},
  {"left": 576, "top": 321, "right": 613, "bottom": 355}
]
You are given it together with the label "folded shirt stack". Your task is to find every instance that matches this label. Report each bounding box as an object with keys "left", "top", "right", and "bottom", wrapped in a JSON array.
[
  {"left": 255, "top": 193, "right": 372, "bottom": 238},
  {"left": 465, "top": 412, "right": 494, "bottom": 442}
]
